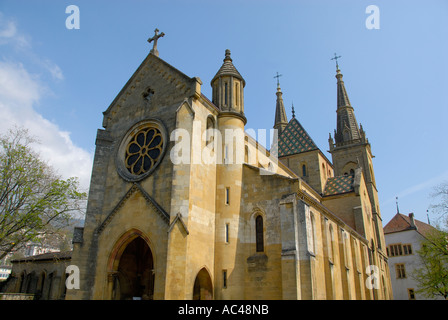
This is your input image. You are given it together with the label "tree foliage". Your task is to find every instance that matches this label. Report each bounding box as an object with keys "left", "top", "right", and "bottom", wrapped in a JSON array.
[
  {"left": 411, "top": 228, "right": 448, "bottom": 299},
  {"left": 0, "top": 127, "right": 86, "bottom": 260}
]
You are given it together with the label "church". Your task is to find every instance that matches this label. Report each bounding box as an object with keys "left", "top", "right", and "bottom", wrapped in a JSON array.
[{"left": 62, "top": 31, "right": 392, "bottom": 300}]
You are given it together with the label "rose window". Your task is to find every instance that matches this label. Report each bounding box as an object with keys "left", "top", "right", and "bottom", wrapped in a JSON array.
[{"left": 125, "top": 127, "right": 163, "bottom": 175}]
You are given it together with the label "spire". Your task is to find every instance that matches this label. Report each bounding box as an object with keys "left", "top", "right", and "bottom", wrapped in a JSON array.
[
  {"left": 334, "top": 66, "right": 362, "bottom": 146},
  {"left": 291, "top": 102, "right": 295, "bottom": 119},
  {"left": 273, "top": 80, "right": 288, "bottom": 135}
]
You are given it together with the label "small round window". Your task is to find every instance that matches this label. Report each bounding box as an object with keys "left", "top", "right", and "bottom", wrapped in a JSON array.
[{"left": 117, "top": 119, "right": 167, "bottom": 181}]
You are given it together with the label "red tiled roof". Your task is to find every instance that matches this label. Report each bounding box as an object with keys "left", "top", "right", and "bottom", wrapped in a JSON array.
[{"left": 383, "top": 213, "right": 437, "bottom": 237}]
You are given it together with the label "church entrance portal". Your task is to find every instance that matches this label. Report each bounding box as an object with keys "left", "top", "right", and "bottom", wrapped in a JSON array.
[
  {"left": 193, "top": 268, "right": 213, "bottom": 300},
  {"left": 113, "top": 236, "right": 154, "bottom": 300}
]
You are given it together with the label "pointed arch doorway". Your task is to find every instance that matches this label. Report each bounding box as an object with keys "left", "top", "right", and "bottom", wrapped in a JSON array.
[
  {"left": 193, "top": 268, "right": 213, "bottom": 300},
  {"left": 109, "top": 233, "right": 155, "bottom": 300}
]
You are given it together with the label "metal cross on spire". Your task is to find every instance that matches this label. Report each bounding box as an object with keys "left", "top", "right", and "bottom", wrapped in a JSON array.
[
  {"left": 274, "top": 72, "right": 283, "bottom": 88},
  {"left": 147, "top": 28, "right": 165, "bottom": 57},
  {"left": 331, "top": 53, "right": 342, "bottom": 70}
]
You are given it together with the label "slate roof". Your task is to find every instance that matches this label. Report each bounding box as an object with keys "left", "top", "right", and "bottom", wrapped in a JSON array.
[
  {"left": 323, "top": 174, "right": 355, "bottom": 196},
  {"left": 278, "top": 118, "right": 318, "bottom": 157},
  {"left": 384, "top": 213, "right": 436, "bottom": 237}
]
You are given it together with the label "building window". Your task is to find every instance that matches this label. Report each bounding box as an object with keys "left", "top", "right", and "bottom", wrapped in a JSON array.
[
  {"left": 225, "top": 187, "right": 230, "bottom": 205},
  {"left": 396, "top": 264, "right": 406, "bottom": 279},
  {"left": 225, "top": 223, "right": 230, "bottom": 243},
  {"left": 408, "top": 288, "right": 416, "bottom": 300},
  {"left": 302, "top": 164, "right": 307, "bottom": 177},
  {"left": 206, "top": 116, "right": 215, "bottom": 150},
  {"left": 389, "top": 244, "right": 403, "bottom": 257},
  {"left": 403, "top": 244, "right": 413, "bottom": 255},
  {"left": 310, "top": 213, "right": 317, "bottom": 254},
  {"left": 235, "top": 82, "right": 239, "bottom": 107},
  {"left": 223, "top": 270, "right": 227, "bottom": 288},
  {"left": 224, "top": 82, "right": 228, "bottom": 105},
  {"left": 387, "top": 243, "right": 413, "bottom": 257},
  {"left": 255, "top": 215, "right": 264, "bottom": 252},
  {"left": 328, "top": 225, "right": 335, "bottom": 263}
]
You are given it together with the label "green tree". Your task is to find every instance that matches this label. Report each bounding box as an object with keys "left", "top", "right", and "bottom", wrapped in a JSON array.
[
  {"left": 411, "top": 229, "right": 448, "bottom": 299},
  {"left": 0, "top": 127, "right": 86, "bottom": 261}
]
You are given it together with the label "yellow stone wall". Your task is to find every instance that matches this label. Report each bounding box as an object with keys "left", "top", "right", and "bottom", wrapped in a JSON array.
[{"left": 66, "top": 51, "right": 393, "bottom": 301}]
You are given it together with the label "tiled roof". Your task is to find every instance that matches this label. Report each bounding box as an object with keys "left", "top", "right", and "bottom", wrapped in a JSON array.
[
  {"left": 278, "top": 118, "right": 318, "bottom": 157},
  {"left": 323, "top": 174, "right": 355, "bottom": 196},
  {"left": 384, "top": 213, "right": 436, "bottom": 237}
]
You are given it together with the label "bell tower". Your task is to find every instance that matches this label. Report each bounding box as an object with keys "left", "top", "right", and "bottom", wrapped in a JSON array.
[
  {"left": 328, "top": 66, "right": 376, "bottom": 200},
  {"left": 328, "top": 64, "right": 385, "bottom": 250}
]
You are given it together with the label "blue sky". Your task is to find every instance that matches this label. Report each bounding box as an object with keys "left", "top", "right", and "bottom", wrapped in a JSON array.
[{"left": 1, "top": 0, "right": 447, "bottom": 227}]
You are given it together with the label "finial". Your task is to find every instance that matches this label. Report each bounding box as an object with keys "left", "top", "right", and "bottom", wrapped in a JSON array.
[
  {"left": 291, "top": 102, "right": 295, "bottom": 118},
  {"left": 147, "top": 28, "right": 165, "bottom": 57},
  {"left": 331, "top": 53, "right": 342, "bottom": 71},
  {"left": 274, "top": 72, "right": 282, "bottom": 89},
  {"left": 224, "top": 49, "right": 232, "bottom": 61},
  {"left": 396, "top": 196, "right": 400, "bottom": 214}
]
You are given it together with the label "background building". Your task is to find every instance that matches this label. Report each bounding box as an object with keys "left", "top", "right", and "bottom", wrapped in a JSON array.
[{"left": 384, "top": 212, "right": 444, "bottom": 300}]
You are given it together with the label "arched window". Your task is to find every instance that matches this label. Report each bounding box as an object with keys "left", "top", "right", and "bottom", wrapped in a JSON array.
[
  {"left": 255, "top": 215, "right": 264, "bottom": 252},
  {"left": 302, "top": 164, "right": 307, "bottom": 177}
]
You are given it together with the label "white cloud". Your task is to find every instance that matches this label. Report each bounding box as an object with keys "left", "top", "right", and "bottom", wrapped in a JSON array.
[
  {"left": 43, "top": 59, "right": 64, "bottom": 81},
  {"left": 383, "top": 170, "right": 448, "bottom": 207},
  {"left": 0, "top": 59, "right": 93, "bottom": 192},
  {"left": 0, "top": 13, "right": 90, "bottom": 191},
  {"left": 0, "top": 13, "right": 30, "bottom": 48}
]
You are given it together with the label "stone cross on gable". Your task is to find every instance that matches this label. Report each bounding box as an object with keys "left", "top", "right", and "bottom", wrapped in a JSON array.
[{"left": 147, "top": 28, "right": 165, "bottom": 57}]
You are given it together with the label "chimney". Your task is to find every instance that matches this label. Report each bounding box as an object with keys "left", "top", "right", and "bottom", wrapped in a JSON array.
[{"left": 409, "top": 213, "right": 417, "bottom": 230}]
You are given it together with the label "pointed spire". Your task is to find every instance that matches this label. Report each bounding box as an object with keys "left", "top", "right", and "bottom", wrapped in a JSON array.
[
  {"left": 334, "top": 65, "right": 361, "bottom": 145},
  {"left": 274, "top": 79, "right": 288, "bottom": 135},
  {"left": 336, "top": 68, "right": 352, "bottom": 109}
]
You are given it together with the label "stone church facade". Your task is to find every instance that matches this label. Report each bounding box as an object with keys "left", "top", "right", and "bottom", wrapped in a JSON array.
[{"left": 65, "top": 37, "right": 392, "bottom": 300}]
